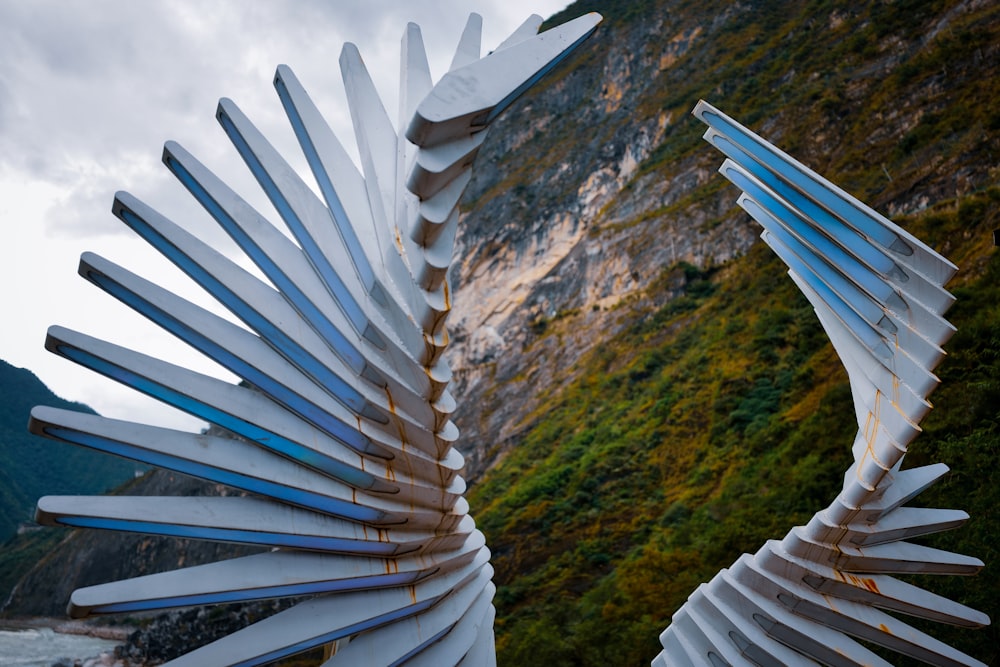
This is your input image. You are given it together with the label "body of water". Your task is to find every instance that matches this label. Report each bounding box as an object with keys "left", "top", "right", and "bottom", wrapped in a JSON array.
[{"left": 0, "top": 626, "right": 120, "bottom": 666}]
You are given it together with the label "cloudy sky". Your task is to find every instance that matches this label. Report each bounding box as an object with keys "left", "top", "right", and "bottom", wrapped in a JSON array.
[{"left": 0, "top": 0, "right": 571, "bottom": 431}]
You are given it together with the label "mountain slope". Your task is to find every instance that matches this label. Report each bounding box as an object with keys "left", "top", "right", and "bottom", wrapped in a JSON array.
[
  {"left": 1, "top": 467, "right": 261, "bottom": 618},
  {"left": 448, "top": 0, "right": 1000, "bottom": 664},
  {"left": 451, "top": 0, "right": 1000, "bottom": 482},
  {"left": 0, "top": 360, "right": 138, "bottom": 542}
]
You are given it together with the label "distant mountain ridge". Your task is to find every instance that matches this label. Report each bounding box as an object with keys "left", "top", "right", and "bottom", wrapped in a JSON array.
[{"left": 0, "top": 359, "right": 138, "bottom": 542}]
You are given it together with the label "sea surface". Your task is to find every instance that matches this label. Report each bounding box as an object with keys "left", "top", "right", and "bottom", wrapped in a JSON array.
[{"left": 0, "top": 626, "right": 120, "bottom": 666}]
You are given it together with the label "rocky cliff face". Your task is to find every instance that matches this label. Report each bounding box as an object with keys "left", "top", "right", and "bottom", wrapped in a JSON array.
[
  {"left": 452, "top": 2, "right": 1000, "bottom": 662},
  {"left": 447, "top": 8, "right": 759, "bottom": 480},
  {"left": 446, "top": 0, "right": 999, "bottom": 481}
]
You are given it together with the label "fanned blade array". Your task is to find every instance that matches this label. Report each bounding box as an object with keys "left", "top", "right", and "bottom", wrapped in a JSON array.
[
  {"left": 31, "top": 13, "right": 601, "bottom": 666},
  {"left": 650, "top": 100, "right": 989, "bottom": 667}
]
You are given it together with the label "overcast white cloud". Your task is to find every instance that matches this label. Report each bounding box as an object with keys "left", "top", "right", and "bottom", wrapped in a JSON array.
[{"left": 0, "top": 0, "right": 569, "bottom": 430}]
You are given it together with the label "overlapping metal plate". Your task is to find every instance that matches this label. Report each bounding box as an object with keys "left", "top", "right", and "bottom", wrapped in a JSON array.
[
  {"left": 650, "top": 100, "right": 989, "bottom": 667},
  {"left": 31, "top": 13, "right": 601, "bottom": 666}
]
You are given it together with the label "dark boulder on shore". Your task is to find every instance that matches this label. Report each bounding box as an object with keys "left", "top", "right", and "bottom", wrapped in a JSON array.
[{"left": 115, "top": 599, "right": 300, "bottom": 664}]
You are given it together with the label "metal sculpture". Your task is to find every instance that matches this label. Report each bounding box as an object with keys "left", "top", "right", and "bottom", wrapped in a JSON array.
[
  {"left": 27, "top": 7, "right": 989, "bottom": 665},
  {"left": 30, "top": 12, "right": 601, "bottom": 665},
  {"left": 650, "top": 100, "right": 989, "bottom": 667}
]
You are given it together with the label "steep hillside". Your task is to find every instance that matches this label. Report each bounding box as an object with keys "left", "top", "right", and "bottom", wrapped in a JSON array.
[
  {"left": 451, "top": 0, "right": 999, "bottom": 481},
  {"left": 1, "top": 468, "right": 260, "bottom": 618},
  {"left": 448, "top": 0, "right": 1000, "bottom": 665},
  {"left": 0, "top": 360, "right": 138, "bottom": 542}
]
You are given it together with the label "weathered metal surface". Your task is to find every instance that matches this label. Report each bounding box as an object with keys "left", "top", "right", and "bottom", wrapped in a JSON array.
[
  {"left": 30, "top": 12, "right": 601, "bottom": 666},
  {"left": 651, "top": 100, "right": 989, "bottom": 667}
]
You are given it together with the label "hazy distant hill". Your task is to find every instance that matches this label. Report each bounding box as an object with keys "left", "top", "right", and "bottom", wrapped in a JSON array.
[{"left": 0, "top": 359, "right": 138, "bottom": 542}]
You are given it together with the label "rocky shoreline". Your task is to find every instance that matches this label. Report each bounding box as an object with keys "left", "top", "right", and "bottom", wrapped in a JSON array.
[
  {"left": 3, "top": 597, "right": 297, "bottom": 664},
  {"left": 0, "top": 617, "right": 140, "bottom": 666},
  {"left": 1, "top": 615, "right": 133, "bottom": 640}
]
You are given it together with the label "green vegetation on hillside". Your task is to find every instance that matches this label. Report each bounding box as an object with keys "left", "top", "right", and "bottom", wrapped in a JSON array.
[
  {"left": 468, "top": 0, "right": 1000, "bottom": 665},
  {"left": 0, "top": 528, "right": 64, "bottom": 606},
  {"left": 0, "top": 361, "right": 138, "bottom": 542},
  {"left": 471, "top": 193, "right": 1000, "bottom": 666}
]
